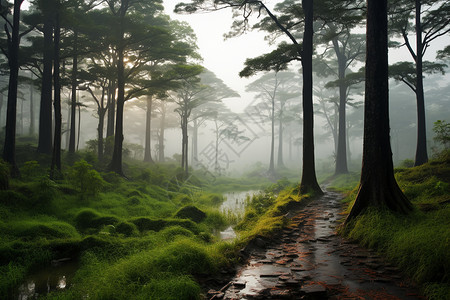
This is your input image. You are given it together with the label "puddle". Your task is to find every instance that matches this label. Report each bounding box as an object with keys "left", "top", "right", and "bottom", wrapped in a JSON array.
[
  {"left": 16, "top": 258, "right": 78, "bottom": 299},
  {"left": 218, "top": 190, "right": 259, "bottom": 241}
]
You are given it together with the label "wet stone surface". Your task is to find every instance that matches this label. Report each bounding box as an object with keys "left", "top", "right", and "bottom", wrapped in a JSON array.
[{"left": 210, "top": 190, "right": 424, "bottom": 300}]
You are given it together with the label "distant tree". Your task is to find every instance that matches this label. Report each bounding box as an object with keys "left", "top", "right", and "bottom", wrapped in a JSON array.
[
  {"left": 171, "top": 64, "right": 205, "bottom": 178},
  {"left": 389, "top": 0, "right": 450, "bottom": 166},
  {"left": 346, "top": 0, "right": 412, "bottom": 222}
]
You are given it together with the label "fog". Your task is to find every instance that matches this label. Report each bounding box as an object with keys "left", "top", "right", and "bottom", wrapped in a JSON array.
[{"left": 4, "top": 0, "right": 450, "bottom": 178}]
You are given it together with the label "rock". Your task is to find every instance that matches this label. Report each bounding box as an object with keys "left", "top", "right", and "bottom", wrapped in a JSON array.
[
  {"left": 300, "top": 284, "right": 327, "bottom": 298},
  {"left": 270, "top": 289, "right": 291, "bottom": 298},
  {"left": 233, "top": 281, "right": 246, "bottom": 288}
]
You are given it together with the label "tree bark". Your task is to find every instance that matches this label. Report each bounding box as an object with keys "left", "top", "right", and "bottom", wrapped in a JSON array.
[
  {"left": 68, "top": 30, "right": 78, "bottom": 154},
  {"left": 413, "top": 0, "right": 428, "bottom": 166},
  {"left": 29, "top": 73, "right": 35, "bottom": 135},
  {"left": 37, "top": 13, "right": 53, "bottom": 154},
  {"left": 268, "top": 93, "right": 275, "bottom": 176},
  {"left": 277, "top": 106, "right": 285, "bottom": 168},
  {"left": 299, "top": 0, "right": 322, "bottom": 195},
  {"left": 158, "top": 103, "right": 166, "bottom": 162},
  {"left": 2, "top": 0, "right": 24, "bottom": 177},
  {"left": 346, "top": 0, "right": 412, "bottom": 222},
  {"left": 335, "top": 46, "right": 349, "bottom": 174},
  {"left": 51, "top": 11, "right": 62, "bottom": 179},
  {"left": 143, "top": 95, "right": 154, "bottom": 163}
]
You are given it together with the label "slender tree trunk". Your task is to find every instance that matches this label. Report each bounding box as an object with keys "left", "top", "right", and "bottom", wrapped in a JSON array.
[
  {"left": 77, "top": 105, "right": 81, "bottom": 151},
  {"left": 29, "top": 73, "right": 35, "bottom": 135},
  {"left": 346, "top": 0, "right": 412, "bottom": 222},
  {"left": 0, "top": 93, "right": 4, "bottom": 127},
  {"left": 414, "top": 0, "right": 428, "bottom": 166},
  {"left": 192, "top": 118, "right": 198, "bottom": 168},
  {"left": 158, "top": 104, "right": 166, "bottom": 162},
  {"left": 268, "top": 94, "right": 275, "bottom": 175},
  {"left": 51, "top": 11, "right": 62, "bottom": 179},
  {"left": 2, "top": 0, "right": 24, "bottom": 176},
  {"left": 299, "top": 0, "right": 322, "bottom": 195},
  {"left": 98, "top": 109, "right": 105, "bottom": 161},
  {"left": 68, "top": 30, "right": 78, "bottom": 154},
  {"left": 144, "top": 95, "right": 154, "bottom": 163},
  {"left": 109, "top": 4, "right": 126, "bottom": 175},
  {"left": 277, "top": 108, "right": 285, "bottom": 168},
  {"left": 37, "top": 13, "right": 53, "bottom": 154},
  {"left": 335, "top": 48, "right": 349, "bottom": 174},
  {"left": 106, "top": 78, "right": 116, "bottom": 138}
]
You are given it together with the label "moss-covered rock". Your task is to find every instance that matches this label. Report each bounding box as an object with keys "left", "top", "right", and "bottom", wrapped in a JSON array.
[{"left": 174, "top": 205, "right": 206, "bottom": 223}]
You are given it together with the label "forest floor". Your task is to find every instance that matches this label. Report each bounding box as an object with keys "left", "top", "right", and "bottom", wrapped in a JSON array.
[{"left": 205, "top": 190, "right": 424, "bottom": 299}]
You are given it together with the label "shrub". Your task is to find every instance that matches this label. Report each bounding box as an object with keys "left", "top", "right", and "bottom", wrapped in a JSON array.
[
  {"left": 19, "top": 161, "right": 41, "bottom": 180},
  {"left": 116, "top": 221, "right": 138, "bottom": 237},
  {"left": 68, "top": 160, "right": 105, "bottom": 198},
  {"left": 0, "top": 160, "right": 9, "bottom": 190}
]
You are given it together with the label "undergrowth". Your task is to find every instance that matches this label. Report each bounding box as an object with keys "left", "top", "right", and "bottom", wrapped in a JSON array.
[{"left": 337, "top": 151, "right": 450, "bottom": 299}]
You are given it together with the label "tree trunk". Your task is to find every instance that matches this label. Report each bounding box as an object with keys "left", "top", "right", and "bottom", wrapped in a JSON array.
[
  {"left": 335, "top": 46, "right": 349, "bottom": 174},
  {"left": 299, "top": 0, "right": 322, "bottom": 195},
  {"left": 51, "top": 11, "right": 62, "bottom": 179},
  {"left": 106, "top": 78, "right": 116, "bottom": 137},
  {"left": 346, "top": 0, "right": 412, "bottom": 222},
  {"left": 29, "top": 73, "right": 35, "bottom": 135},
  {"left": 268, "top": 94, "right": 275, "bottom": 176},
  {"left": 277, "top": 108, "right": 285, "bottom": 168},
  {"left": 37, "top": 13, "right": 53, "bottom": 154},
  {"left": 68, "top": 30, "right": 78, "bottom": 154},
  {"left": 77, "top": 104, "right": 81, "bottom": 151},
  {"left": 158, "top": 104, "right": 166, "bottom": 162},
  {"left": 98, "top": 109, "right": 105, "bottom": 162},
  {"left": 413, "top": 0, "right": 428, "bottom": 166},
  {"left": 2, "top": 0, "right": 23, "bottom": 177},
  {"left": 110, "top": 46, "right": 125, "bottom": 175},
  {"left": 143, "top": 95, "right": 154, "bottom": 163},
  {"left": 192, "top": 118, "right": 199, "bottom": 168}
]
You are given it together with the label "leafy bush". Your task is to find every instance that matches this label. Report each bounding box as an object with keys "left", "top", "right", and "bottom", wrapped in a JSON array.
[{"left": 68, "top": 160, "right": 105, "bottom": 198}]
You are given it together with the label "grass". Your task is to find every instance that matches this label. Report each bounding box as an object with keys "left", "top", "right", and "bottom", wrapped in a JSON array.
[{"left": 336, "top": 150, "right": 450, "bottom": 299}]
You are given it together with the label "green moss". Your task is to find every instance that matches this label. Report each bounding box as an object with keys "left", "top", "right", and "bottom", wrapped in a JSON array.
[
  {"left": 74, "top": 209, "right": 119, "bottom": 233},
  {"left": 174, "top": 205, "right": 206, "bottom": 223}
]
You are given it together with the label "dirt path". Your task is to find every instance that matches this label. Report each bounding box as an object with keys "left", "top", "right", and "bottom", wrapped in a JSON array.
[{"left": 208, "top": 190, "right": 424, "bottom": 299}]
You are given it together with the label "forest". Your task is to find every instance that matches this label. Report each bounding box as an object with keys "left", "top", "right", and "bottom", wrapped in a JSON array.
[{"left": 0, "top": 0, "right": 449, "bottom": 299}]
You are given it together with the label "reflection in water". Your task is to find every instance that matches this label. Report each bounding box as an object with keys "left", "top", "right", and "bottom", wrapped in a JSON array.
[
  {"left": 219, "top": 190, "right": 259, "bottom": 241},
  {"left": 16, "top": 259, "right": 78, "bottom": 299}
]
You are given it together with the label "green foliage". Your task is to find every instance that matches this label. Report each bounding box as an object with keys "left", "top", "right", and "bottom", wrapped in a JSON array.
[
  {"left": 399, "top": 158, "right": 415, "bottom": 168},
  {"left": 74, "top": 209, "right": 120, "bottom": 233},
  {"left": 68, "top": 160, "right": 106, "bottom": 198},
  {"left": 130, "top": 217, "right": 200, "bottom": 234},
  {"left": 115, "top": 221, "right": 139, "bottom": 237},
  {"left": 19, "top": 161, "right": 41, "bottom": 180},
  {"left": 137, "top": 275, "right": 201, "bottom": 300},
  {"left": 433, "top": 120, "right": 450, "bottom": 149},
  {"left": 160, "top": 226, "right": 194, "bottom": 242},
  {"left": 0, "top": 160, "right": 9, "bottom": 190}
]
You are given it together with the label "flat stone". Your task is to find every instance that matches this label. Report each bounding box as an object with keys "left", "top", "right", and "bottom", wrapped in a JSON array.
[
  {"left": 233, "top": 281, "right": 246, "bottom": 288},
  {"left": 260, "top": 273, "right": 282, "bottom": 278},
  {"left": 270, "top": 289, "right": 291, "bottom": 298},
  {"left": 300, "top": 283, "right": 327, "bottom": 296}
]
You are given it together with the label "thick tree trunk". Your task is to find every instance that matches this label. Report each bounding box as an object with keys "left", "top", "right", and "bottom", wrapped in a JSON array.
[
  {"left": 110, "top": 46, "right": 125, "bottom": 175},
  {"left": 299, "top": 0, "right": 322, "bottom": 195},
  {"left": 346, "top": 0, "right": 412, "bottom": 222},
  {"left": 68, "top": 31, "right": 78, "bottom": 154},
  {"left": 414, "top": 0, "right": 428, "bottom": 166},
  {"left": 144, "top": 95, "right": 154, "bottom": 163},
  {"left": 51, "top": 12, "right": 62, "bottom": 179},
  {"left": 37, "top": 14, "right": 53, "bottom": 154},
  {"left": 2, "top": 0, "right": 23, "bottom": 177},
  {"left": 335, "top": 50, "right": 348, "bottom": 174}
]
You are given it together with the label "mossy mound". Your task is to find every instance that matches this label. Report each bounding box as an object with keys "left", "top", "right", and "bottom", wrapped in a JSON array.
[
  {"left": 130, "top": 217, "right": 200, "bottom": 234},
  {"left": 174, "top": 205, "right": 206, "bottom": 223},
  {"left": 74, "top": 209, "right": 119, "bottom": 233}
]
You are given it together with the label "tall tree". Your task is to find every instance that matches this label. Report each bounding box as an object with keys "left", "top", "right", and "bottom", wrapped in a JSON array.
[
  {"left": 346, "top": 0, "right": 412, "bottom": 221},
  {"left": 1, "top": 0, "right": 32, "bottom": 176},
  {"left": 389, "top": 0, "right": 450, "bottom": 166}
]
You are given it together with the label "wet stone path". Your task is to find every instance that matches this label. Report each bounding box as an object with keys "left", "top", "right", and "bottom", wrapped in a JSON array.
[{"left": 208, "top": 190, "right": 423, "bottom": 300}]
